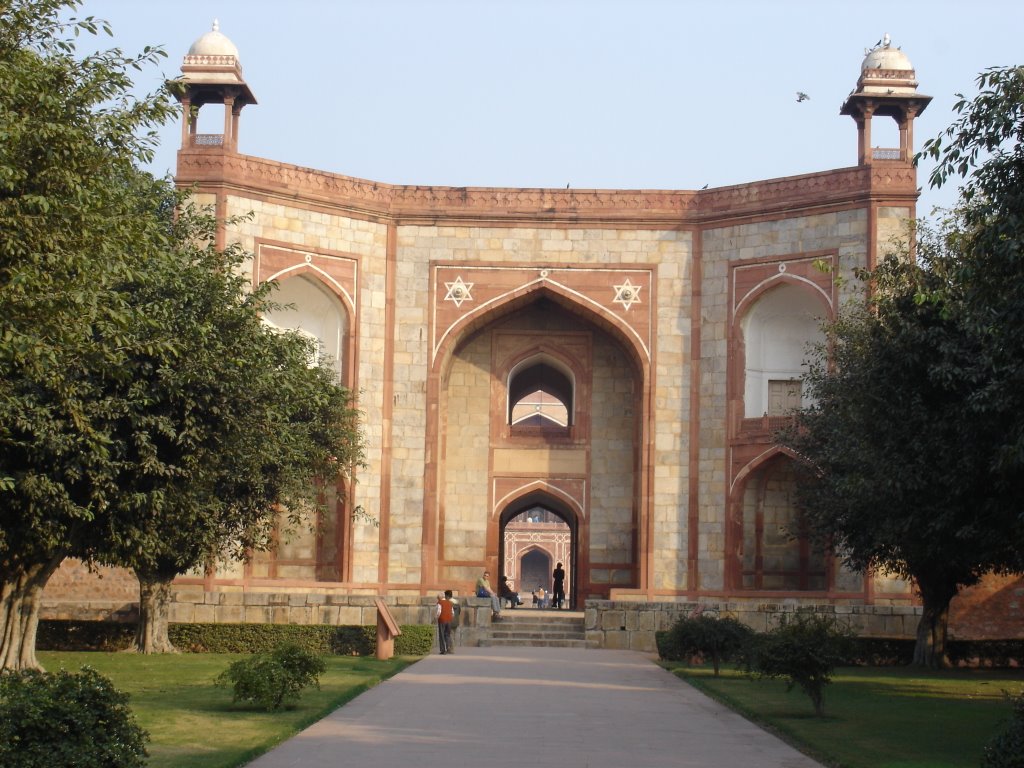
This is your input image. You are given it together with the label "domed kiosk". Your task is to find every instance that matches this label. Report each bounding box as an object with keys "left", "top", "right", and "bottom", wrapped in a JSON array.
[
  {"left": 841, "top": 34, "right": 931, "bottom": 164},
  {"left": 177, "top": 20, "right": 256, "bottom": 152}
]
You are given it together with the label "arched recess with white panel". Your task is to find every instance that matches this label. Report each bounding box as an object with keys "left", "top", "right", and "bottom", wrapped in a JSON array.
[
  {"left": 249, "top": 245, "right": 359, "bottom": 584},
  {"left": 740, "top": 281, "right": 827, "bottom": 419},
  {"left": 262, "top": 274, "right": 349, "bottom": 382}
]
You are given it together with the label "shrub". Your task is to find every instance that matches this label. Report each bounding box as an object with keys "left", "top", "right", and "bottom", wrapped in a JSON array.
[
  {"left": 655, "top": 630, "right": 675, "bottom": 660},
  {"left": 0, "top": 666, "right": 148, "bottom": 768},
  {"left": 981, "top": 693, "right": 1024, "bottom": 768},
  {"left": 743, "top": 613, "right": 854, "bottom": 717},
  {"left": 217, "top": 643, "right": 328, "bottom": 711},
  {"left": 664, "top": 614, "right": 754, "bottom": 675},
  {"left": 393, "top": 624, "right": 434, "bottom": 655}
]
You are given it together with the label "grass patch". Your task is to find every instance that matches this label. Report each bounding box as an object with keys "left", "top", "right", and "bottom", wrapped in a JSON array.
[
  {"left": 38, "top": 651, "right": 414, "bottom": 768},
  {"left": 667, "top": 664, "right": 1024, "bottom": 768}
]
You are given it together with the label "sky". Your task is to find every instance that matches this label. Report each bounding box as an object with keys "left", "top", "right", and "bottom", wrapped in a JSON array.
[{"left": 74, "top": 0, "right": 1023, "bottom": 218}]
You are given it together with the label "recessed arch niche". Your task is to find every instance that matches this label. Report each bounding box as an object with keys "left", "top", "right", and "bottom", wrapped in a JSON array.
[
  {"left": 262, "top": 274, "right": 349, "bottom": 380},
  {"left": 740, "top": 282, "right": 826, "bottom": 418}
]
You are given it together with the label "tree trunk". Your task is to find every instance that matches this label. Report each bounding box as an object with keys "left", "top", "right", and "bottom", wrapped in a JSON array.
[
  {"left": 133, "top": 571, "right": 178, "bottom": 654},
  {"left": 0, "top": 556, "right": 64, "bottom": 671},
  {"left": 912, "top": 583, "right": 956, "bottom": 669}
]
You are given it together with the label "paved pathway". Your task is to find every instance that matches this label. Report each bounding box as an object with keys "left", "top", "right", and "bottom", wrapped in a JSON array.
[{"left": 246, "top": 646, "right": 823, "bottom": 768}]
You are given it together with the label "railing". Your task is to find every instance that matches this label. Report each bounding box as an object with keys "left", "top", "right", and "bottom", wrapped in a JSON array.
[
  {"left": 192, "top": 134, "right": 224, "bottom": 147},
  {"left": 509, "top": 424, "right": 573, "bottom": 440},
  {"left": 739, "top": 414, "right": 793, "bottom": 434},
  {"left": 872, "top": 147, "right": 901, "bottom": 161}
]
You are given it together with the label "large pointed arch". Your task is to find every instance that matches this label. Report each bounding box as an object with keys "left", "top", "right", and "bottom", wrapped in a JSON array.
[{"left": 422, "top": 281, "right": 653, "bottom": 599}]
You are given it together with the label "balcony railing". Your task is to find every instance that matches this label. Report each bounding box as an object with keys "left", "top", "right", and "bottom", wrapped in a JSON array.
[
  {"left": 739, "top": 414, "right": 794, "bottom": 434},
  {"left": 872, "top": 147, "right": 901, "bottom": 161},
  {"left": 192, "top": 134, "right": 224, "bottom": 147}
]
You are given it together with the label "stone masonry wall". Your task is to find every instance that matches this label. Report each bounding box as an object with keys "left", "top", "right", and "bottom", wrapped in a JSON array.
[{"left": 584, "top": 599, "right": 924, "bottom": 654}]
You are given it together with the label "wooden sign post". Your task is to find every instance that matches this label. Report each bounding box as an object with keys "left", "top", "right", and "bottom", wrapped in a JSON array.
[{"left": 374, "top": 597, "right": 402, "bottom": 660}]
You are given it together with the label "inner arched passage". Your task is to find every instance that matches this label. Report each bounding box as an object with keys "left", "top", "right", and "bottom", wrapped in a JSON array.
[{"left": 500, "top": 493, "right": 578, "bottom": 609}]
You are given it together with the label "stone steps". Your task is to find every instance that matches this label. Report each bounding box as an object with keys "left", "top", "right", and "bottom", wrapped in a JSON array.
[{"left": 477, "top": 609, "right": 598, "bottom": 649}]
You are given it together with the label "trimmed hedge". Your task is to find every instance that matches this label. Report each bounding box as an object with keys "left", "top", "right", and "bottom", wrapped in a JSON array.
[
  {"left": 37, "top": 620, "right": 435, "bottom": 656},
  {"left": 657, "top": 630, "right": 1024, "bottom": 668},
  {"left": 36, "top": 620, "right": 137, "bottom": 653}
]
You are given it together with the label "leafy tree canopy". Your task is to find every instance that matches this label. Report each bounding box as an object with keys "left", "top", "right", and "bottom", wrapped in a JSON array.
[
  {"left": 784, "top": 65, "right": 1024, "bottom": 668},
  {"left": 1, "top": 0, "right": 364, "bottom": 667}
]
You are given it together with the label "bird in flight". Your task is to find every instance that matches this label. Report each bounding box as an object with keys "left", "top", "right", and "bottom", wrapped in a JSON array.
[{"left": 796, "top": 91, "right": 810, "bottom": 103}]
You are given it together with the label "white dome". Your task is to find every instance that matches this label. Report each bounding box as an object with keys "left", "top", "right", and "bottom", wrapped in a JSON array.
[
  {"left": 861, "top": 35, "right": 913, "bottom": 72},
  {"left": 188, "top": 20, "right": 239, "bottom": 58}
]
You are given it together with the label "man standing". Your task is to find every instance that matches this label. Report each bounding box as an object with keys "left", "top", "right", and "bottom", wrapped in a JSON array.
[
  {"left": 552, "top": 562, "right": 566, "bottom": 609},
  {"left": 436, "top": 590, "right": 456, "bottom": 654}
]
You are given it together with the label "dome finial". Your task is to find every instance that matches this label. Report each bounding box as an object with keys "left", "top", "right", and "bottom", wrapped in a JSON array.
[
  {"left": 212, "top": 18, "right": 220, "bottom": 33},
  {"left": 882, "top": 32, "right": 890, "bottom": 48}
]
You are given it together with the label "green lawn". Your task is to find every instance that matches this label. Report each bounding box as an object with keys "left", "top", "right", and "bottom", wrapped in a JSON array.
[
  {"left": 38, "top": 651, "right": 414, "bottom": 768},
  {"left": 668, "top": 664, "right": 1024, "bottom": 768}
]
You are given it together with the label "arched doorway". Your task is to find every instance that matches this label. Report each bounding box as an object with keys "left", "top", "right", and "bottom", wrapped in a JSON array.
[{"left": 499, "top": 493, "right": 579, "bottom": 609}]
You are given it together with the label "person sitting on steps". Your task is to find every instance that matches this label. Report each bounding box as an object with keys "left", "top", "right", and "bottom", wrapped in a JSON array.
[
  {"left": 499, "top": 575, "right": 522, "bottom": 608},
  {"left": 475, "top": 570, "right": 502, "bottom": 620}
]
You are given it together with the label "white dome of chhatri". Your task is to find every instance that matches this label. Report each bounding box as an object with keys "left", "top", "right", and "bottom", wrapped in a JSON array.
[
  {"left": 861, "top": 33, "right": 913, "bottom": 72},
  {"left": 188, "top": 19, "right": 239, "bottom": 58}
]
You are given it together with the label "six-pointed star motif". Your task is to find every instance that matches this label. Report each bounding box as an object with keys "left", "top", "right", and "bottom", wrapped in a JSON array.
[
  {"left": 444, "top": 276, "right": 474, "bottom": 307},
  {"left": 613, "top": 278, "right": 642, "bottom": 310}
]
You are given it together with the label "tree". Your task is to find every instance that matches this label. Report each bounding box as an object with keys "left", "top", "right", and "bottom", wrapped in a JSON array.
[
  {"left": 97, "top": 197, "right": 363, "bottom": 654},
  {"left": 0, "top": 1, "right": 364, "bottom": 666},
  {"left": 783, "top": 248, "right": 1024, "bottom": 668},
  {"left": 665, "top": 611, "right": 753, "bottom": 676},
  {"left": 781, "top": 65, "right": 1024, "bottom": 669},
  {"left": 743, "top": 613, "right": 853, "bottom": 717},
  {"left": 918, "top": 65, "right": 1024, "bottom": 509},
  {"left": 216, "top": 643, "right": 327, "bottom": 711},
  {"left": 0, "top": 0, "right": 178, "bottom": 670}
]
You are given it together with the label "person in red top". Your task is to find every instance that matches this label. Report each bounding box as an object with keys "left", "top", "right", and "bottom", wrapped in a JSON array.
[{"left": 436, "top": 590, "right": 456, "bottom": 654}]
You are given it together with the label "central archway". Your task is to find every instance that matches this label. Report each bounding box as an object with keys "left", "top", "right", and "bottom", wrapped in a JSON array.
[{"left": 427, "top": 284, "right": 649, "bottom": 600}]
